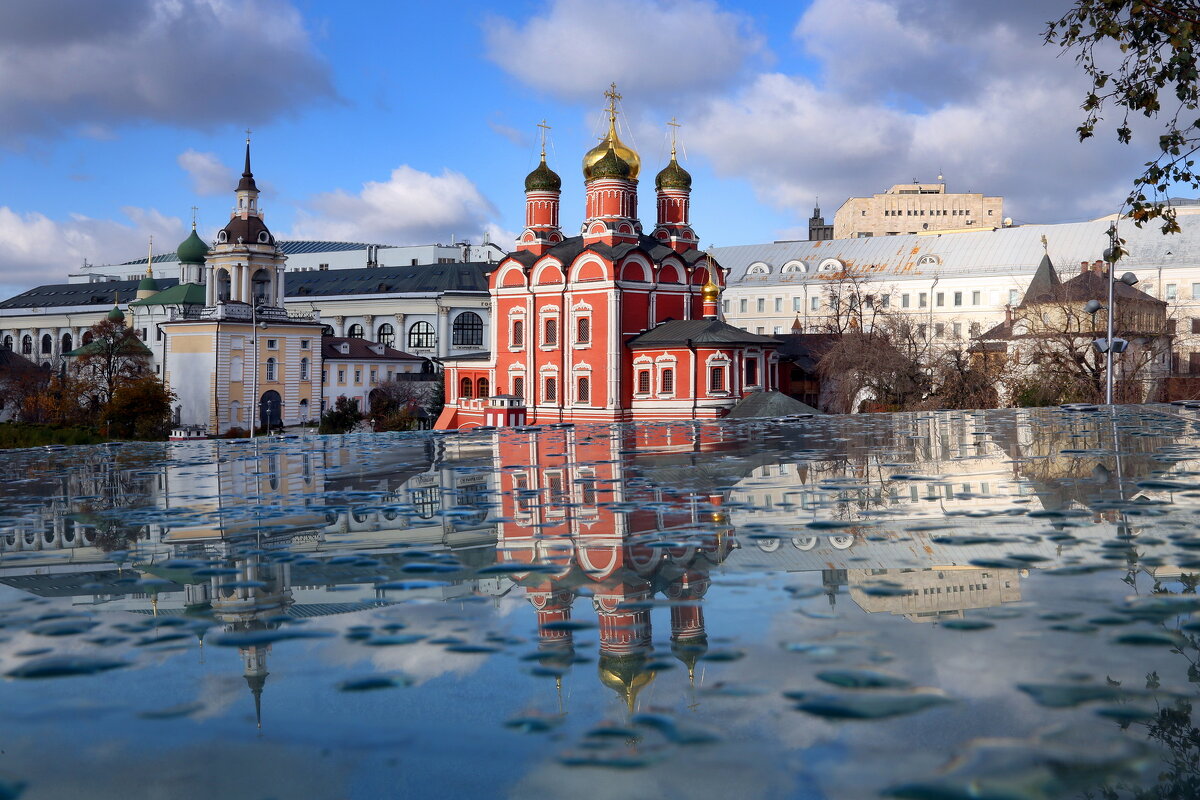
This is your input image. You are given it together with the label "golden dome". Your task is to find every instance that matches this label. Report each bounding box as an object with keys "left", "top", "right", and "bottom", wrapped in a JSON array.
[
  {"left": 701, "top": 273, "right": 721, "bottom": 303},
  {"left": 583, "top": 115, "right": 640, "bottom": 181},
  {"left": 598, "top": 653, "right": 656, "bottom": 713}
]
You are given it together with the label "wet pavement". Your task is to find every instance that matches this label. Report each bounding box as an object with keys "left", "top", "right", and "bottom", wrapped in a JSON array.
[{"left": 1, "top": 405, "right": 1199, "bottom": 799}]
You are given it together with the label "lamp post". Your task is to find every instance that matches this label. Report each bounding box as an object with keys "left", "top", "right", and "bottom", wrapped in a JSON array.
[
  {"left": 250, "top": 304, "right": 265, "bottom": 437},
  {"left": 1090, "top": 225, "right": 1138, "bottom": 405}
]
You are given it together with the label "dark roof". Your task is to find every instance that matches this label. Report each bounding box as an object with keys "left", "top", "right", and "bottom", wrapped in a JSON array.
[
  {"left": 626, "top": 319, "right": 780, "bottom": 348},
  {"left": 220, "top": 215, "right": 274, "bottom": 246},
  {"left": 439, "top": 350, "right": 491, "bottom": 361},
  {"left": 288, "top": 262, "right": 495, "bottom": 297},
  {"left": 0, "top": 278, "right": 181, "bottom": 310},
  {"left": 0, "top": 349, "right": 48, "bottom": 375},
  {"left": 978, "top": 319, "right": 1013, "bottom": 340},
  {"left": 237, "top": 141, "right": 257, "bottom": 192},
  {"left": 118, "top": 240, "right": 386, "bottom": 264},
  {"left": 1018, "top": 253, "right": 1062, "bottom": 307},
  {"left": 321, "top": 336, "right": 424, "bottom": 361},
  {"left": 725, "top": 390, "right": 821, "bottom": 419},
  {"left": 770, "top": 333, "right": 840, "bottom": 371}
]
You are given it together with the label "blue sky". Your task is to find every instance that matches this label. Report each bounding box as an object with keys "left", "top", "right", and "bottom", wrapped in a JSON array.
[{"left": 0, "top": 0, "right": 1161, "bottom": 295}]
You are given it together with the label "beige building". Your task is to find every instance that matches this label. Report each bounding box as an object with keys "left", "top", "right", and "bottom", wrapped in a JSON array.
[{"left": 833, "top": 183, "right": 1004, "bottom": 239}]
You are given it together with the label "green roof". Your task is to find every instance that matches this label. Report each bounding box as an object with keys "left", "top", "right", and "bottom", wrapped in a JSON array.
[
  {"left": 176, "top": 228, "right": 209, "bottom": 264},
  {"left": 137, "top": 275, "right": 159, "bottom": 292},
  {"left": 129, "top": 282, "right": 207, "bottom": 307},
  {"left": 66, "top": 336, "right": 152, "bottom": 358}
]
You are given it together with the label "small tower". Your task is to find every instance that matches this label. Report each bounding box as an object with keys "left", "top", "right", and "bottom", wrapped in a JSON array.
[
  {"left": 135, "top": 237, "right": 159, "bottom": 300},
  {"left": 176, "top": 213, "right": 210, "bottom": 285},
  {"left": 517, "top": 121, "right": 563, "bottom": 255},
  {"left": 652, "top": 119, "right": 697, "bottom": 253},
  {"left": 701, "top": 271, "right": 721, "bottom": 319},
  {"left": 581, "top": 84, "right": 640, "bottom": 245}
]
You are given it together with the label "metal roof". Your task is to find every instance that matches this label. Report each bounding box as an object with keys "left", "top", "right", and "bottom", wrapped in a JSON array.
[
  {"left": 0, "top": 278, "right": 181, "bottom": 309},
  {"left": 626, "top": 319, "right": 780, "bottom": 347},
  {"left": 288, "top": 262, "right": 494, "bottom": 297},
  {"left": 716, "top": 215, "right": 1200, "bottom": 286},
  {"left": 118, "top": 240, "right": 387, "bottom": 265}
]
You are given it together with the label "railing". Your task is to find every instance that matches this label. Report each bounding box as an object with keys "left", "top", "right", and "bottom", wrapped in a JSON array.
[{"left": 168, "top": 304, "right": 315, "bottom": 322}]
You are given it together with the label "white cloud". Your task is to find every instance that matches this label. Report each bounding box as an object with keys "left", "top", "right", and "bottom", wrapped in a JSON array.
[
  {"left": 484, "top": 0, "right": 765, "bottom": 101},
  {"left": 0, "top": 205, "right": 185, "bottom": 293},
  {"left": 0, "top": 0, "right": 334, "bottom": 145},
  {"left": 684, "top": 0, "right": 1155, "bottom": 228},
  {"left": 178, "top": 150, "right": 237, "bottom": 196},
  {"left": 289, "top": 165, "right": 500, "bottom": 245}
]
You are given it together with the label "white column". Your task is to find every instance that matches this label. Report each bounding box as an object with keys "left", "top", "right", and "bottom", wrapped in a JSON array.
[
  {"left": 206, "top": 267, "right": 215, "bottom": 306},
  {"left": 276, "top": 269, "right": 285, "bottom": 307},
  {"left": 437, "top": 308, "right": 450, "bottom": 357},
  {"left": 241, "top": 264, "right": 251, "bottom": 304}
]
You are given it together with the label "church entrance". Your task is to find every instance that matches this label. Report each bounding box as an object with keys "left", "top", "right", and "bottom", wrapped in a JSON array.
[{"left": 259, "top": 390, "right": 282, "bottom": 431}]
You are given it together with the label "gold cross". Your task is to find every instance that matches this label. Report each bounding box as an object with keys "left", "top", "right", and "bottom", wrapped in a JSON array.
[
  {"left": 536, "top": 119, "right": 551, "bottom": 159},
  {"left": 190, "top": 205, "right": 199, "bottom": 230},
  {"left": 667, "top": 116, "right": 681, "bottom": 157},
  {"left": 245, "top": 128, "right": 252, "bottom": 144},
  {"left": 604, "top": 83, "right": 621, "bottom": 123}
]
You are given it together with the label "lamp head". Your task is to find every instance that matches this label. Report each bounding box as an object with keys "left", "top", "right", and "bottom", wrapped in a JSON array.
[
  {"left": 1119, "top": 272, "right": 1138, "bottom": 286},
  {"left": 1084, "top": 299, "right": 1104, "bottom": 315},
  {"left": 1093, "top": 338, "right": 1110, "bottom": 353}
]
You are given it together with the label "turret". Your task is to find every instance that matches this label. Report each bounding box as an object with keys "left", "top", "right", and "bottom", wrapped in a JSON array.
[
  {"left": 581, "top": 85, "right": 640, "bottom": 245},
  {"left": 652, "top": 124, "right": 697, "bottom": 253},
  {"left": 517, "top": 122, "right": 563, "bottom": 255}
]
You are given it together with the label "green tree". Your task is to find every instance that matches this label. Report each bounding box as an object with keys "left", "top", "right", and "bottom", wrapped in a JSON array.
[
  {"left": 1047, "top": 2, "right": 1200, "bottom": 239},
  {"left": 319, "top": 396, "right": 362, "bottom": 435},
  {"left": 73, "top": 318, "right": 152, "bottom": 406}
]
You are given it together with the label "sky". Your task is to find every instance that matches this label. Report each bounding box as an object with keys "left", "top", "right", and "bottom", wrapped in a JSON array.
[{"left": 0, "top": 0, "right": 1168, "bottom": 296}]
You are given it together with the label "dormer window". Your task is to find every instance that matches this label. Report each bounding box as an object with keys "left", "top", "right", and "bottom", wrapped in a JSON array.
[
  {"left": 338, "top": 343, "right": 350, "bottom": 355},
  {"left": 258, "top": 231, "right": 269, "bottom": 243}
]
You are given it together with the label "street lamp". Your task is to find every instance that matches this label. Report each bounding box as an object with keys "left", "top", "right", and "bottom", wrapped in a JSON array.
[
  {"left": 250, "top": 304, "right": 265, "bottom": 437},
  {"left": 1089, "top": 225, "right": 1138, "bottom": 405}
]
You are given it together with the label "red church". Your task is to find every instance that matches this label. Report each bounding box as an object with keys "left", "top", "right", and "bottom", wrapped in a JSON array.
[{"left": 435, "top": 90, "right": 779, "bottom": 431}]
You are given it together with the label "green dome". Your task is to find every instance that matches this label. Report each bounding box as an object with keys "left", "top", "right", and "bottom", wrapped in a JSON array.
[
  {"left": 655, "top": 155, "right": 692, "bottom": 191},
  {"left": 524, "top": 158, "right": 562, "bottom": 192},
  {"left": 108, "top": 305, "right": 125, "bottom": 323},
  {"left": 589, "top": 146, "right": 632, "bottom": 181},
  {"left": 176, "top": 228, "right": 209, "bottom": 264},
  {"left": 138, "top": 275, "right": 159, "bottom": 292}
]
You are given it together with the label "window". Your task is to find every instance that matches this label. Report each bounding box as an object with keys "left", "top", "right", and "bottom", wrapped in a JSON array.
[
  {"left": 477, "top": 377, "right": 489, "bottom": 398},
  {"left": 722, "top": 300, "right": 729, "bottom": 313},
  {"left": 774, "top": 297, "right": 783, "bottom": 313},
  {"left": 346, "top": 324, "right": 364, "bottom": 339},
  {"left": 880, "top": 294, "right": 890, "bottom": 308},
  {"left": 934, "top": 323, "right": 945, "bottom": 338},
  {"left": 936, "top": 292, "right": 945, "bottom": 307},
  {"left": 60, "top": 333, "right": 71, "bottom": 352},
  {"left": 953, "top": 292, "right": 962, "bottom": 306},
  {"left": 21, "top": 335, "right": 31, "bottom": 355},
  {"left": 970, "top": 322, "right": 981, "bottom": 337},
  {"left": 408, "top": 321, "right": 435, "bottom": 349},
  {"left": 918, "top": 324, "right": 928, "bottom": 339},
  {"left": 637, "top": 370, "right": 651, "bottom": 394},
  {"left": 512, "top": 375, "right": 524, "bottom": 400},
  {"left": 739, "top": 299, "right": 748, "bottom": 313},
  {"left": 452, "top": 312, "right": 484, "bottom": 347},
  {"left": 460, "top": 377, "right": 473, "bottom": 398},
  {"left": 266, "top": 338, "right": 278, "bottom": 349},
  {"left": 902, "top": 294, "right": 910, "bottom": 309},
  {"left": 265, "top": 358, "right": 277, "bottom": 381},
  {"left": 810, "top": 296, "right": 820, "bottom": 311},
  {"left": 40, "top": 334, "right": 51, "bottom": 354},
  {"left": 1193, "top": 283, "right": 1200, "bottom": 301},
  {"left": 338, "top": 369, "right": 345, "bottom": 384},
  {"left": 1192, "top": 318, "right": 1200, "bottom": 335},
  {"left": 952, "top": 322, "right": 962, "bottom": 338},
  {"left": 793, "top": 297, "right": 802, "bottom": 312},
  {"left": 661, "top": 368, "right": 674, "bottom": 394},
  {"left": 300, "top": 358, "right": 309, "bottom": 381},
  {"left": 576, "top": 376, "right": 589, "bottom": 403},
  {"left": 354, "top": 368, "right": 362, "bottom": 383},
  {"left": 745, "top": 358, "right": 759, "bottom": 385},
  {"left": 375, "top": 325, "right": 393, "bottom": 347},
  {"left": 971, "top": 291, "right": 981, "bottom": 305},
  {"left": 511, "top": 319, "right": 524, "bottom": 348},
  {"left": 544, "top": 376, "right": 557, "bottom": 402},
  {"left": 576, "top": 316, "right": 591, "bottom": 344},
  {"left": 300, "top": 339, "right": 310, "bottom": 350},
  {"left": 2, "top": 335, "right": 10, "bottom": 351},
  {"left": 1009, "top": 289, "right": 1020, "bottom": 305},
  {"left": 543, "top": 317, "right": 558, "bottom": 346},
  {"left": 322, "top": 369, "right": 327, "bottom": 383},
  {"left": 756, "top": 298, "right": 765, "bottom": 313},
  {"left": 1167, "top": 284, "right": 1178, "bottom": 300},
  {"left": 709, "top": 366, "right": 725, "bottom": 392}
]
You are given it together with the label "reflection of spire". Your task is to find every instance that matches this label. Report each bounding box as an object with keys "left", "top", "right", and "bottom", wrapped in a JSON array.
[
  {"left": 246, "top": 670, "right": 267, "bottom": 729},
  {"left": 598, "top": 652, "right": 655, "bottom": 714}
]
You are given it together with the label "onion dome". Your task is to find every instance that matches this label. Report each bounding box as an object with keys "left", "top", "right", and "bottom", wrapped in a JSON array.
[
  {"left": 588, "top": 145, "right": 632, "bottom": 181},
  {"left": 176, "top": 227, "right": 209, "bottom": 264},
  {"left": 583, "top": 118, "right": 640, "bottom": 181},
  {"left": 598, "top": 652, "right": 656, "bottom": 714},
  {"left": 524, "top": 156, "right": 562, "bottom": 192},
  {"left": 137, "top": 274, "right": 159, "bottom": 293},
  {"left": 655, "top": 154, "right": 692, "bottom": 191},
  {"left": 107, "top": 305, "right": 125, "bottom": 323},
  {"left": 701, "top": 272, "right": 721, "bottom": 303}
]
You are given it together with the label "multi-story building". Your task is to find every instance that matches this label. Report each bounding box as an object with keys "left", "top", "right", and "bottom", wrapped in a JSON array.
[
  {"left": 833, "top": 182, "right": 1004, "bottom": 239},
  {"left": 435, "top": 92, "right": 780, "bottom": 430},
  {"left": 320, "top": 336, "right": 429, "bottom": 414}
]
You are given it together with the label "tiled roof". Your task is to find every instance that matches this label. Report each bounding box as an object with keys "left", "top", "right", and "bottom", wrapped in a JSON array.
[
  {"left": 505, "top": 235, "right": 709, "bottom": 268},
  {"left": 321, "top": 336, "right": 424, "bottom": 361},
  {"left": 626, "top": 318, "right": 780, "bottom": 347},
  {"left": 288, "top": 263, "right": 494, "bottom": 297}
]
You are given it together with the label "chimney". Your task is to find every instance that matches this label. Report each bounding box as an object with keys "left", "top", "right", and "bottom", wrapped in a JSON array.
[
  {"left": 1005, "top": 305, "right": 1013, "bottom": 324},
  {"left": 1092, "top": 260, "right": 1105, "bottom": 274},
  {"left": 1081, "top": 261, "right": 1089, "bottom": 275}
]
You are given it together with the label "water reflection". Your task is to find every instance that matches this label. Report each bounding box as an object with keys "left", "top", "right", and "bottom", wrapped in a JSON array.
[{"left": 1, "top": 406, "right": 1199, "bottom": 796}]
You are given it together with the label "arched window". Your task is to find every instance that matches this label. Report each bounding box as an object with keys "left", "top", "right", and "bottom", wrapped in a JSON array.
[
  {"left": 408, "top": 321, "right": 435, "bottom": 349},
  {"left": 216, "top": 269, "right": 231, "bottom": 301},
  {"left": 661, "top": 368, "right": 674, "bottom": 394},
  {"left": 300, "top": 357, "right": 309, "bottom": 381},
  {"left": 347, "top": 323, "right": 364, "bottom": 339},
  {"left": 452, "top": 312, "right": 483, "bottom": 347},
  {"left": 60, "top": 333, "right": 72, "bottom": 353},
  {"left": 265, "top": 357, "right": 277, "bottom": 382},
  {"left": 40, "top": 334, "right": 52, "bottom": 354},
  {"left": 376, "top": 323, "right": 394, "bottom": 347},
  {"left": 251, "top": 269, "right": 271, "bottom": 305},
  {"left": 2, "top": 335, "right": 11, "bottom": 350},
  {"left": 577, "top": 376, "right": 590, "bottom": 403},
  {"left": 511, "top": 319, "right": 524, "bottom": 348},
  {"left": 21, "top": 335, "right": 31, "bottom": 355},
  {"left": 576, "top": 316, "right": 590, "bottom": 344},
  {"left": 82, "top": 331, "right": 93, "bottom": 345},
  {"left": 477, "top": 377, "right": 489, "bottom": 398},
  {"left": 460, "top": 377, "right": 473, "bottom": 398}
]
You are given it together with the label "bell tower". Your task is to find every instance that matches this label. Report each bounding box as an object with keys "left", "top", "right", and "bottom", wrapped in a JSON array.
[
  {"left": 517, "top": 120, "right": 563, "bottom": 255},
  {"left": 652, "top": 118, "right": 697, "bottom": 253},
  {"left": 581, "top": 85, "right": 640, "bottom": 246}
]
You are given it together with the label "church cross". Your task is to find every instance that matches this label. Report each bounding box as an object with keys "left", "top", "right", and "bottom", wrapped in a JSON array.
[
  {"left": 537, "top": 119, "right": 551, "bottom": 159},
  {"left": 667, "top": 116, "right": 681, "bottom": 157},
  {"left": 604, "top": 83, "right": 621, "bottom": 123},
  {"left": 190, "top": 205, "right": 199, "bottom": 230}
]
